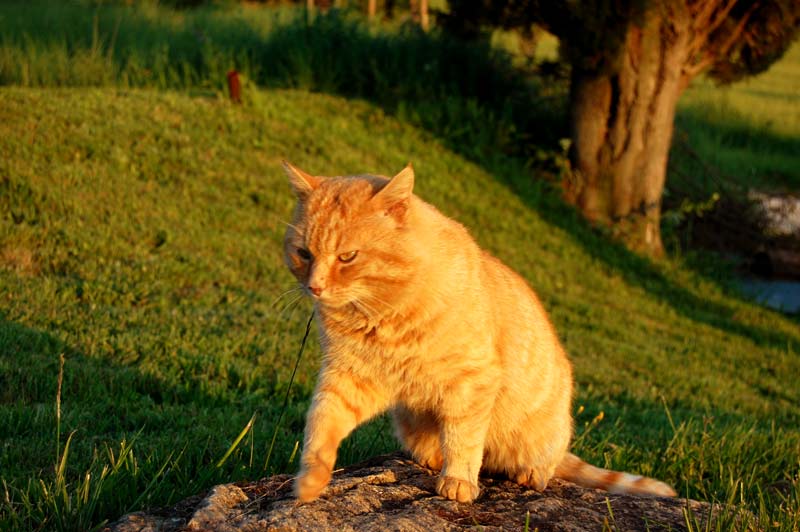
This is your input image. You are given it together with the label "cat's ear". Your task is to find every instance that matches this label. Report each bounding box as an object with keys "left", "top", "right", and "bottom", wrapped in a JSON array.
[
  {"left": 373, "top": 163, "right": 414, "bottom": 219},
  {"left": 282, "top": 161, "right": 321, "bottom": 200}
]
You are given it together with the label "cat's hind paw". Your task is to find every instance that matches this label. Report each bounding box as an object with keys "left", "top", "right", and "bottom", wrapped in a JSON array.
[
  {"left": 436, "top": 476, "right": 480, "bottom": 503},
  {"left": 417, "top": 452, "right": 443, "bottom": 471},
  {"left": 513, "top": 467, "right": 553, "bottom": 492}
]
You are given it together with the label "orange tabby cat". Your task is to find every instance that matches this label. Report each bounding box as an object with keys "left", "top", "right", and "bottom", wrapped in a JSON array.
[{"left": 282, "top": 161, "right": 676, "bottom": 503}]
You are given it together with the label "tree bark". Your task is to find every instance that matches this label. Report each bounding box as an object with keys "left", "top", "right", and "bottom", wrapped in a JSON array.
[
  {"left": 419, "top": 0, "right": 429, "bottom": 31},
  {"left": 564, "top": 6, "right": 692, "bottom": 257}
]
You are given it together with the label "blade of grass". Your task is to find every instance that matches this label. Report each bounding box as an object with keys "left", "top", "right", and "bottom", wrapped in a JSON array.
[
  {"left": 216, "top": 413, "right": 257, "bottom": 468},
  {"left": 55, "top": 353, "right": 65, "bottom": 471},
  {"left": 263, "top": 310, "right": 314, "bottom": 472}
]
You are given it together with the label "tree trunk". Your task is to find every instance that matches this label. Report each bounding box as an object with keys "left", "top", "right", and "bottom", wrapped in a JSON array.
[
  {"left": 409, "top": 0, "right": 419, "bottom": 25},
  {"left": 564, "top": 7, "right": 692, "bottom": 257},
  {"left": 419, "top": 0, "right": 429, "bottom": 31},
  {"left": 385, "top": 0, "right": 395, "bottom": 19}
]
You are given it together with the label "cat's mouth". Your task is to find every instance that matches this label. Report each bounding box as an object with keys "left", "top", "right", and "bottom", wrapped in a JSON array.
[
  {"left": 303, "top": 285, "right": 385, "bottom": 317},
  {"left": 306, "top": 290, "right": 370, "bottom": 316},
  {"left": 304, "top": 286, "right": 343, "bottom": 307}
]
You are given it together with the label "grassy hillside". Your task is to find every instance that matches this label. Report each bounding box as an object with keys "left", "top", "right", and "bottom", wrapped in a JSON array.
[
  {"left": 1, "top": 87, "right": 798, "bottom": 531},
  {"left": 675, "top": 41, "right": 800, "bottom": 193},
  {"left": 2, "top": 0, "right": 797, "bottom": 259}
]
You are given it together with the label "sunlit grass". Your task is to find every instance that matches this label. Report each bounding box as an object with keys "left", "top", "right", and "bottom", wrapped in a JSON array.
[
  {"left": 674, "top": 41, "right": 800, "bottom": 192},
  {"left": 0, "top": 2, "right": 798, "bottom": 530},
  {"left": 682, "top": 42, "right": 800, "bottom": 137},
  {"left": 1, "top": 85, "right": 798, "bottom": 531}
]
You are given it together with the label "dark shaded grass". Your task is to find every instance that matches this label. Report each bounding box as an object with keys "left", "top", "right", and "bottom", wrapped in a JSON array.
[{"left": 0, "top": 1, "right": 567, "bottom": 160}]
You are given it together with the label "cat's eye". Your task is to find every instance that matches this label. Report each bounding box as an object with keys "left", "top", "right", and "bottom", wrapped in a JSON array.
[
  {"left": 338, "top": 250, "right": 358, "bottom": 263},
  {"left": 297, "top": 248, "right": 312, "bottom": 261}
]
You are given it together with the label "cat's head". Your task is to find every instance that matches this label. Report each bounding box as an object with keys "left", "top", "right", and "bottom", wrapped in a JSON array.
[{"left": 282, "top": 161, "right": 417, "bottom": 313}]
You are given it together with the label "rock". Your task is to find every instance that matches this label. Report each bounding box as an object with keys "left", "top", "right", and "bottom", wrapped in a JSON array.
[
  {"left": 748, "top": 191, "right": 800, "bottom": 239},
  {"left": 105, "top": 453, "right": 724, "bottom": 532},
  {"left": 745, "top": 191, "right": 800, "bottom": 278}
]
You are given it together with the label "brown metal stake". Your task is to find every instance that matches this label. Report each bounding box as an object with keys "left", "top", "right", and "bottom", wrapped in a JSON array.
[{"left": 227, "top": 70, "right": 241, "bottom": 104}]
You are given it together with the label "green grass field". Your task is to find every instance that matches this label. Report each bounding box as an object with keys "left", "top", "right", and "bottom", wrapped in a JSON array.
[
  {"left": 676, "top": 42, "right": 800, "bottom": 191},
  {"left": 666, "top": 41, "right": 800, "bottom": 247},
  {"left": 1, "top": 2, "right": 799, "bottom": 531}
]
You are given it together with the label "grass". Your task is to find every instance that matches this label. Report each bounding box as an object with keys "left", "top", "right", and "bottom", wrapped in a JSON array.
[
  {"left": 0, "top": 2, "right": 798, "bottom": 531},
  {"left": 674, "top": 42, "right": 800, "bottom": 194},
  {"left": 0, "top": 1, "right": 566, "bottom": 159},
  {"left": 664, "top": 31, "right": 800, "bottom": 252},
  {"left": 2, "top": 86, "right": 798, "bottom": 531},
  {"left": 2, "top": 0, "right": 795, "bottom": 194}
]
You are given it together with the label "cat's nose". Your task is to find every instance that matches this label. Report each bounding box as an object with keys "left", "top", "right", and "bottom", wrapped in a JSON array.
[{"left": 309, "top": 284, "right": 323, "bottom": 297}]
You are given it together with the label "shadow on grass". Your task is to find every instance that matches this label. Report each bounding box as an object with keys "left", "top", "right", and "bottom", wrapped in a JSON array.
[
  {"left": 672, "top": 102, "right": 800, "bottom": 192},
  {"left": 0, "top": 314, "right": 287, "bottom": 524},
  {"left": 487, "top": 156, "right": 800, "bottom": 347},
  {"left": 0, "top": 316, "right": 187, "bottom": 527},
  {"left": 0, "top": 310, "right": 398, "bottom": 527},
  {"left": 0, "top": 313, "right": 791, "bottom": 527},
  {"left": 0, "top": 3, "right": 566, "bottom": 157}
]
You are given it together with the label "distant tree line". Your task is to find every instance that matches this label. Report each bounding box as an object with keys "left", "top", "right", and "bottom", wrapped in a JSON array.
[{"left": 160, "top": 0, "right": 430, "bottom": 30}]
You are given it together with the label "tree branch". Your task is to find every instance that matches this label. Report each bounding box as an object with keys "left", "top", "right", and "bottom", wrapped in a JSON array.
[
  {"left": 690, "top": 0, "right": 724, "bottom": 30},
  {"left": 685, "top": 0, "right": 760, "bottom": 80},
  {"left": 686, "top": 0, "right": 738, "bottom": 64},
  {"left": 716, "top": 2, "right": 761, "bottom": 55},
  {"left": 705, "top": 0, "right": 740, "bottom": 36}
]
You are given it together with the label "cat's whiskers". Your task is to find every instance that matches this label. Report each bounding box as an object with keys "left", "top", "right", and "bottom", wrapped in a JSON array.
[
  {"left": 262, "top": 288, "right": 308, "bottom": 342},
  {"left": 272, "top": 285, "right": 303, "bottom": 308},
  {"left": 350, "top": 296, "right": 378, "bottom": 318},
  {"left": 279, "top": 219, "right": 302, "bottom": 232},
  {"left": 351, "top": 288, "right": 387, "bottom": 314},
  {"left": 361, "top": 292, "right": 399, "bottom": 315},
  {"left": 277, "top": 292, "right": 306, "bottom": 318}
]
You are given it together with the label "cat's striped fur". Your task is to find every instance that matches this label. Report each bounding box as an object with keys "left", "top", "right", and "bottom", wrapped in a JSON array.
[{"left": 281, "top": 162, "right": 676, "bottom": 503}]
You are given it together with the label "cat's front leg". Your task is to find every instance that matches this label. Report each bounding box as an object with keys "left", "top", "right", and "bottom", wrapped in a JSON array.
[
  {"left": 296, "top": 369, "right": 388, "bottom": 502},
  {"left": 436, "top": 397, "right": 494, "bottom": 503}
]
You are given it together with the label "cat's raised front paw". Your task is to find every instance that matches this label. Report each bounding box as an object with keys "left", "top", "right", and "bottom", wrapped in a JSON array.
[
  {"left": 294, "top": 463, "right": 332, "bottom": 503},
  {"left": 435, "top": 475, "right": 479, "bottom": 503}
]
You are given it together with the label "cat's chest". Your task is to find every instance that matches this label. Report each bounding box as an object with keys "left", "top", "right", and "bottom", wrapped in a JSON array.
[
  {"left": 322, "top": 317, "right": 431, "bottom": 369},
  {"left": 334, "top": 341, "right": 450, "bottom": 407},
  {"left": 322, "top": 322, "right": 484, "bottom": 407},
  {"left": 321, "top": 310, "right": 430, "bottom": 351},
  {"left": 325, "top": 326, "right": 424, "bottom": 368}
]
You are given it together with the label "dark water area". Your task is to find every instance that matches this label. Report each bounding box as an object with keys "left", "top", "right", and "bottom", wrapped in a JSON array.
[{"left": 738, "top": 278, "right": 800, "bottom": 314}]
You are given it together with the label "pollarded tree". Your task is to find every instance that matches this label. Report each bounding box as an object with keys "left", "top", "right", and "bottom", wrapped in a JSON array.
[{"left": 443, "top": 0, "right": 800, "bottom": 256}]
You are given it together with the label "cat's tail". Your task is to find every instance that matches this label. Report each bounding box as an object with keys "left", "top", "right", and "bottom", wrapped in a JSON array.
[{"left": 554, "top": 452, "right": 677, "bottom": 497}]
